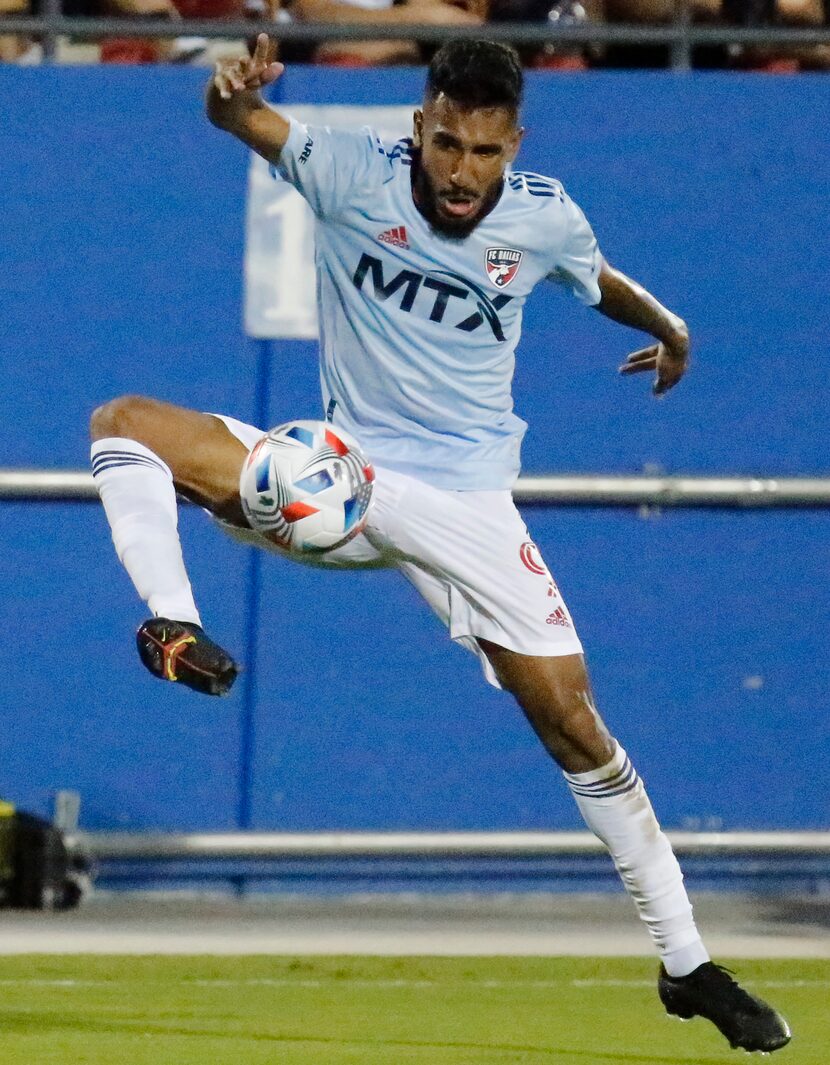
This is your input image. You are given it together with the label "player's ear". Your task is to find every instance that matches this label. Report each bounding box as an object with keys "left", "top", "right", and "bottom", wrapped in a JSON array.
[
  {"left": 412, "top": 109, "right": 423, "bottom": 148},
  {"left": 507, "top": 126, "right": 525, "bottom": 164}
]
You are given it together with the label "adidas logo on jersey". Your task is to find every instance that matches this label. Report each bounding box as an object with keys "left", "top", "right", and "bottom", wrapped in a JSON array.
[
  {"left": 377, "top": 226, "right": 409, "bottom": 249},
  {"left": 546, "top": 607, "right": 571, "bottom": 627}
]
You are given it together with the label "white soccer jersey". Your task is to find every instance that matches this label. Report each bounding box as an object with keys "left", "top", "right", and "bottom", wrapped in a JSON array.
[{"left": 273, "top": 116, "right": 603, "bottom": 490}]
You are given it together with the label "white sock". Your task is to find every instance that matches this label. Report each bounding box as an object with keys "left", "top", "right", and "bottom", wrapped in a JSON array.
[
  {"left": 564, "top": 744, "right": 710, "bottom": 977},
  {"left": 91, "top": 438, "right": 202, "bottom": 627}
]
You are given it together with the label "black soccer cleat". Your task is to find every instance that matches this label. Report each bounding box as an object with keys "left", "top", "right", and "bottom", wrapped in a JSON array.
[
  {"left": 136, "top": 618, "right": 239, "bottom": 697},
  {"left": 658, "top": 962, "right": 791, "bottom": 1053}
]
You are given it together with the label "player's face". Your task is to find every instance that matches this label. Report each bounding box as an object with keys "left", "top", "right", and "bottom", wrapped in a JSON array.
[{"left": 412, "top": 95, "right": 523, "bottom": 238}]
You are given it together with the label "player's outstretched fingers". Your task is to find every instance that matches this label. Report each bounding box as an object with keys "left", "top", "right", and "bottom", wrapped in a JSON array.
[
  {"left": 214, "top": 59, "right": 249, "bottom": 98},
  {"left": 653, "top": 356, "right": 685, "bottom": 395},
  {"left": 213, "top": 61, "right": 234, "bottom": 100},
  {"left": 653, "top": 335, "right": 689, "bottom": 395},
  {"left": 619, "top": 345, "right": 659, "bottom": 375},
  {"left": 251, "top": 32, "right": 271, "bottom": 66},
  {"left": 248, "top": 33, "right": 284, "bottom": 88},
  {"left": 212, "top": 36, "right": 283, "bottom": 99}
]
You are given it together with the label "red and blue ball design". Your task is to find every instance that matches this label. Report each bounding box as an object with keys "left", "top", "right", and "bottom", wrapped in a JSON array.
[{"left": 240, "top": 420, "right": 374, "bottom": 553}]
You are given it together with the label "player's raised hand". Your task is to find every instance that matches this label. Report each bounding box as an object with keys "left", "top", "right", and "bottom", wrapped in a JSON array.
[
  {"left": 618, "top": 324, "right": 689, "bottom": 396},
  {"left": 213, "top": 34, "right": 284, "bottom": 101}
]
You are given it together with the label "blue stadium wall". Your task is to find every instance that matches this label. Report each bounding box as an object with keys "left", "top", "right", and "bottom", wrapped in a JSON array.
[{"left": 1, "top": 67, "right": 828, "bottom": 852}]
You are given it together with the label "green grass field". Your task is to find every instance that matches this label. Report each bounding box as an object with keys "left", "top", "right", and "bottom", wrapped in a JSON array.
[{"left": 0, "top": 955, "right": 826, "bottom": 1065}]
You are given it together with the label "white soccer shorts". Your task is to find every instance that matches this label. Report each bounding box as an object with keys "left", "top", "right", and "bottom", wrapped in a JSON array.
[{"left": 212, "top": 414, "right": 583, "bottom": 687}]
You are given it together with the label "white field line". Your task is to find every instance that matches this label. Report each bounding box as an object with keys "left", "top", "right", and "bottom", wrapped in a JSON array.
[{"left": 0, "top": 978, "right": 826, "bottom": 989}]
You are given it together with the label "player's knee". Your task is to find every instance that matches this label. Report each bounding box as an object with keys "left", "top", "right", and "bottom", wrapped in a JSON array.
[{"left": 90, "top": 395, "right": 154, "bottom": 442}]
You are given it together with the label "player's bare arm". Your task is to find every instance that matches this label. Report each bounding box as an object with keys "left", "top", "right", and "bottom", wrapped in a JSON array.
[
  {"left": 596, "top": 261, "right": 690, "bottom": 396},
  {"left": 206, "top": 34, "right": 288, "bottom": 165}
]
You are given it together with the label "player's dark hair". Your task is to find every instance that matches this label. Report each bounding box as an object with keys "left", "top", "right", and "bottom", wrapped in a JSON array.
[{"left": 425, "top": 40, "right": 523, "bottom": 115}]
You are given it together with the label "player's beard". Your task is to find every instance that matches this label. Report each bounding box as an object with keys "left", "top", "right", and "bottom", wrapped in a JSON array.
[{"left": 411, "top": 154, "right": 503, "bottom": 240}]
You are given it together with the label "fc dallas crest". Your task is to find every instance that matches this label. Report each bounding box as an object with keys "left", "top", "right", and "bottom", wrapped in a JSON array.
[{"left": 485, "top": 247, "right": 523, "bottom": 289}]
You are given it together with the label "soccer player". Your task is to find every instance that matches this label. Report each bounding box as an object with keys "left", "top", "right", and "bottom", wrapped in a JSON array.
[{"left": 90, "top": 34, "right": 790, "bottom": 1052}]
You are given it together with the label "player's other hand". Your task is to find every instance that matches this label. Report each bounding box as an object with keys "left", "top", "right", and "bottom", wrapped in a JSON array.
[
  {"left": 618, "top": 319, "right": 689, "bottom": 396},
  {"left": 213, "top": 34, "right": 284, "bottom": 101}
]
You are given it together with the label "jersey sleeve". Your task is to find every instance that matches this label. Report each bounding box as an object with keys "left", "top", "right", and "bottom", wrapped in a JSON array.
[
  {"left": 546, "top": 192, "right": 603, "bottom": 307},
  {"left": 270, "top": 117, "right": 383, "bottom": 220}
]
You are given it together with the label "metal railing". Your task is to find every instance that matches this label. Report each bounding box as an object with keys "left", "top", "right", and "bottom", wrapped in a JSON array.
[
  {"left": 4, "top": 14, "right": 830, "bottom": 71},
  {"left": 74, "top": 828, "right": 830, "bottom": 860},
  {"left": 3, "top": 469, "right": 830, "bottom": 507}
]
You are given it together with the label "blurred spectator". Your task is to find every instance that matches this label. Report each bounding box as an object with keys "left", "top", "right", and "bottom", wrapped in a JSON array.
[
  {"left": 490, "top": 0, "right": 597, "bottom": 68},
  {"left": 596, "top": 0, "right": 720, "bottom": 68},
  {"left": 600, "top": 0, "right": 827, "bottom": 69},
  {"left": 724, "top": 0, "right": 828, "bottom": 70},
  {"left": 0, "top": 0, "right": 39, "bottom": 62},
  {"left": 285, "top": 0, "right": 484, "bottom": 66},
  {"left": 724, "top": 0, "right": 824, "bottom": 29},
  {"left": 3, "top": 0, "right": 825, "bottom": 70},
  {"left": 605, "top": 0, "right": 717, "bottom": 23},
  {"left": 71, "top": 0, "right": 221, "bottom": 63},
  {"left": 98, "top": 0, "right": 186, "bottom": 63}
]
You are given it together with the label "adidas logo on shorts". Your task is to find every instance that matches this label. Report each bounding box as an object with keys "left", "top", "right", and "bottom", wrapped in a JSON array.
[{"left": 546, "top": 607, "right": 570, "bottom": 627}]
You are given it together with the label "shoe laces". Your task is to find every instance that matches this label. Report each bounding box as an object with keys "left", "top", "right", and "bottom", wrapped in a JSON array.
[{"left": 701, "top": 964, "right": 760, "bottom": 1011}]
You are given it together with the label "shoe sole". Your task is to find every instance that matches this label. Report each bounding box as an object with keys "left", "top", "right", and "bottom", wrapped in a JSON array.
[{"left": 663, "top": 1006, "right": 791, "bottom": 1052}]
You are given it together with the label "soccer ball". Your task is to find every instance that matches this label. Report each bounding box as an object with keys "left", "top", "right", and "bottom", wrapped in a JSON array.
[{"left": 239, "top": 420, "right": 375, "bottom": 553}]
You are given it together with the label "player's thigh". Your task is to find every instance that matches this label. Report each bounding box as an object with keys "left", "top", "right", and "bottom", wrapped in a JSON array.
[
  {"left": 379, "top": 474, "right": 583, "bottom": 659},
  {"left": 91, "top": 396, "right": 249, "bottom": 521}
]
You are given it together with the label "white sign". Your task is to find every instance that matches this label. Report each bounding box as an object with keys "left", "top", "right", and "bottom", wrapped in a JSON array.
[{"left": 244, "top": 105, "right": 414, "bottom": 339}]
